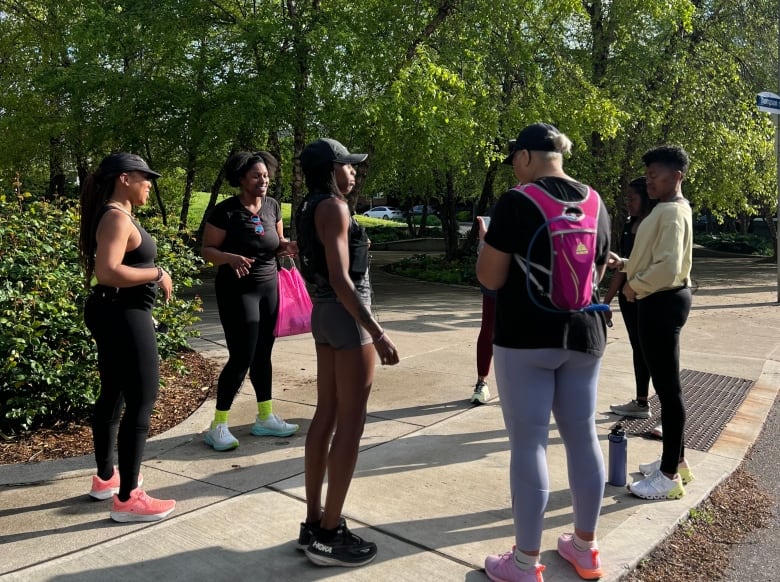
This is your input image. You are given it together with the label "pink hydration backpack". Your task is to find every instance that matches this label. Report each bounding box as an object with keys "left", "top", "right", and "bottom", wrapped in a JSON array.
[{"left": 512, "top": 183, "right": 605, "bottom": 313}]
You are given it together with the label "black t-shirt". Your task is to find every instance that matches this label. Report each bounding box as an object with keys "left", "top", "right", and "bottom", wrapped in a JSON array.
[
  {"left": 620, "top": 219, "right": 637, "bottom": 257},
  {"left": 484, "top": 177, "right": 611, "bottom": 356},
  {"left": 207, "top": 195, "right": 281, "bottom": 282}
]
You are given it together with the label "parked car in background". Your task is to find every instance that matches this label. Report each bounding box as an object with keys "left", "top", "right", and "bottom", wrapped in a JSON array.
[
  {"left": 363, "top": 206, "right": 404, "bottom": 220},
  {"left": 411, "top": 204, "right": 438, "bottom": 216}
]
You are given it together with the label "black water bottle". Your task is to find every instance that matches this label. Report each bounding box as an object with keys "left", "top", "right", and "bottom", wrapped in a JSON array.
[{"left": 608, "top": 424, "right": 627, "bottom": 487}]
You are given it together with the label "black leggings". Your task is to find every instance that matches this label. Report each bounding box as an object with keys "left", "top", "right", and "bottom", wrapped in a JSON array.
[
  {"left": 215, "top": 274, "right": 278, "bottom": 411},
  {"left": 85, "top": 294, "right": 159, "bottom": 499},
  {"left": 618, "top": 293, "right": 651, "bottom": 400},
  {"left": 637, "top": 287, "right": 692, "bottom": 475}
]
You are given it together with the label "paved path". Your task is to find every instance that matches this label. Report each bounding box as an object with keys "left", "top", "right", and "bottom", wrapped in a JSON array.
[
  {"left": 0, "top": 253, "right": 778, "bottom": 581},
  {"left": 722, "top": 391, "right": 779, "bottom": 581}
]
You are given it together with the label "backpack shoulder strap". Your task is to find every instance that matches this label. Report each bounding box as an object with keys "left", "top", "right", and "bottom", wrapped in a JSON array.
[{"left": 515, "top": 182, "right": 601, "bottom": 217}]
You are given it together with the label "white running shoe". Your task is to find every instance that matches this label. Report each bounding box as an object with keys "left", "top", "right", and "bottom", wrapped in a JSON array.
[
  {"left": 609, "top": 399, "right": 651, "bottom": 419},
  {"left": 629, "top": 469, "right": 685, "bottom": 500},
  {"left": 250, "top": 414, "right": 299, "bottom": 437},
  {"left": 204, "top": 423, "right": 239, "bottom": 451},
  {"left": 638, "top": 458, "right": 695, "bottom": 484},
  {"left": 470, "top": 380, "right": 490, "bottom": 405}
]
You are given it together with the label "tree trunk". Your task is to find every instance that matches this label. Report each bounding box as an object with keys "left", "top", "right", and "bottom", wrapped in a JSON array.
[
  {"left": 268, "top": 130, "right": 283, "bottom": 203},
  {"left": 47, "top": 136, "right": 66, "bottom": 200},
  {"left": 197, "top": 153, "right": 229, "bottom": 244},
  {"left": 290, "top": 126, "right": 306, "bottom": 240},
  {"left": 287, "top": 0, "right": 315, "bottom": 239},
  {"left": 465, "top": 161, "right": 499, "bottom": 249},
  {"left": 179, "top": 149, "right": 197, "bottom": 233},
  {"left": 348, "top": 142, "right": 374, "bottom": 214},
  {"left": 440, "top": 170, "right": 460, "bottom": 260},
  {"left": 144, "top": 145, "right": 167, "bottom": 226}
]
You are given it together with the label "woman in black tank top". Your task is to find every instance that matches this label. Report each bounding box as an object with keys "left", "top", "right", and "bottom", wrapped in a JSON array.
[
  {"left": 78, "top": 153, "right": 175, "bottom": 523},
  {"left": 295, "top": 138, "right": 399, "bottom": 568}
]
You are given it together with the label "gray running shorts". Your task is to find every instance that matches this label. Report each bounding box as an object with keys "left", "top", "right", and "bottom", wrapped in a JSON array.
[{"left": 311, "top": 301, "right": 372, "bottom": 350}]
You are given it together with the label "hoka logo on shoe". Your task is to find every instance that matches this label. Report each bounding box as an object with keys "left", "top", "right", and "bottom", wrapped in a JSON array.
[
  {"left": 575, "top": 241, "right": 588, "bottom": 255},
  {"left": 312, "top": 541, "right": 332, "bottom": 554}
]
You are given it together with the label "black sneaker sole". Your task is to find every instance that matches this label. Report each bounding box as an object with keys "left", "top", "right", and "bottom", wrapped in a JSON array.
[{"left": 304, "top": 547, "right": 377, "bottom": 567}]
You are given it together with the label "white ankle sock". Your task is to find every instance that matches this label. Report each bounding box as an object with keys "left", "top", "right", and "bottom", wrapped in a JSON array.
[
  {"left": 573, "top": 533, "right": 597, "bottom": 552},
  {"left": 513, "top": 549, "right": 540, "bottom": 570}
]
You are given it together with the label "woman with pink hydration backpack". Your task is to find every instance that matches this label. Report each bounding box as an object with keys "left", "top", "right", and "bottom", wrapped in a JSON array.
[{"left": 478, "top": 123, "right": 611, "bottom": 582}]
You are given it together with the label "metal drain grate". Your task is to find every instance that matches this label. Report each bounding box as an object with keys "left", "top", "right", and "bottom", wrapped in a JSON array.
[{"left": 612, "top": 369, "right": 754, "bottom": 452}]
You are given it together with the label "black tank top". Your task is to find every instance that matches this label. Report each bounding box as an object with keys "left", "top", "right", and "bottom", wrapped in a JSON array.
[
  {"left": 92, "top": 206, "right": 158, "bottom": 309},
  {"left": 295, "top": 192, "right": 370, "bottom": 302}
]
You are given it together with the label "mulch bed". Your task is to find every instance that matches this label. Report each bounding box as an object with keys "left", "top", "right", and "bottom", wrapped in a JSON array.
[{"left": 0, "top": 351, "right": 219, "bottom": 465}]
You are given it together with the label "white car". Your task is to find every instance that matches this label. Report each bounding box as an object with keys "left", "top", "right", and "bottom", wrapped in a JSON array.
[{"left": 362, "top": 206, "right": 404, "bottom": 220}]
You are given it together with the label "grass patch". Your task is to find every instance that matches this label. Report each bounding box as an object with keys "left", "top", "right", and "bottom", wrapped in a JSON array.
[
  {"left": 187, "top": 193, "right": 440, "bottom": 245},
  {"left": 188, "top": 192, "right": 293, "bottom": 231}
]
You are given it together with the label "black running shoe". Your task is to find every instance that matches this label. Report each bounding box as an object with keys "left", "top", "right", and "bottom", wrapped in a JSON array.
[
  {"left": 305, "top": 522, "right": 377, "bottom": 567},
  {"left": 296, "top": 517, "right": 346, "bottom": 551}
]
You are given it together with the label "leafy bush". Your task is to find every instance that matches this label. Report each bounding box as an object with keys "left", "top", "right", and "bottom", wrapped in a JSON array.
[
  {"left": 0, "top": 194, "right": 203, "bottom": 434},
  {"left": 409, "top": 214, "right": 442, "bottom": 227},
  {"left": 384, "top": 253, "right": 478, "bottom": 286},
  {"left": 356, "top": 215, "right": 444, "bottom": 243},
  {"left": 694, "top": 233, "right": 774, "bottom": 256},
  {"left": 364, "top": 224, "right": 444, "bottom": 244},
  {"left": 384, "top": 252, "right": 615, "bottom": 294}
]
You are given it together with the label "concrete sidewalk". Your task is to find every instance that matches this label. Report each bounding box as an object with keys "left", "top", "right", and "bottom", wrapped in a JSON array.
[{"left": 1, "top": 253, "right": 778, "bottom": 582}]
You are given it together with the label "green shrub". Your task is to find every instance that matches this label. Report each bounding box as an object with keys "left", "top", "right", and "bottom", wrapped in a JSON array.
[
  {"left": 0, "top": 194, "right": 203, "bottom": 434},
  {"left": 456, "top": 210, "right": 472, "bottom": 222},
  {"left": 694, "top": 233, "right": 774, "bottom": 256},
  {"left": 409, "top": 214, "right": 442, "bottom": 227},
  {"left": 385, "top": 254, "right": 478, "bottom": 286}
]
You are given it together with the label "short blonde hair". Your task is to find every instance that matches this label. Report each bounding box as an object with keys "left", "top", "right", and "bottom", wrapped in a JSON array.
[{"left": 552, "top": 133, "right": 573, "bottom": 155}]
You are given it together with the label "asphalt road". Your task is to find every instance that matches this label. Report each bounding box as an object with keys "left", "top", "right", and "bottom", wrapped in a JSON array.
[{"left": 722, "top": 392, "right": 780, "bottom": 581}]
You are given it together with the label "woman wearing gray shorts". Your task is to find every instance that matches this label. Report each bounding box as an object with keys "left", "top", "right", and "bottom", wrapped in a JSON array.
[{"left": 294, "top": 138, "right": 400, "bottom": 568}]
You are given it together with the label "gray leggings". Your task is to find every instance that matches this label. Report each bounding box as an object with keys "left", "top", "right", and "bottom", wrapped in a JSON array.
[{"left": 494, "top": 346, "right": 605, "bottom": 551}]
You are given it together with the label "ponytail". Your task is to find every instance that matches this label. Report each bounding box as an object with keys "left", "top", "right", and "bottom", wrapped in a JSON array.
[{"left": 78, "top": 169, "right": 115, "bottom": 289}]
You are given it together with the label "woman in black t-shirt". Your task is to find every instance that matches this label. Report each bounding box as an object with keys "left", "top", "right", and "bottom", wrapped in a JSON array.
[
  {"left": 478, "top": 124, "right": 610, "bottom": 582},
  {"left": 604, "top": 177, "right": 656, "bottom": 422},
  {"left": 201, "top": 151, "right": 299, "bottom": 451}
]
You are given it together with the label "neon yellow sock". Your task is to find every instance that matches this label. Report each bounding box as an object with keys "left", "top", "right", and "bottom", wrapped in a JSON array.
[
  {"left": 257, "top": 400, "right": 272, "bottom": 420},
  {"left": 212, "top": 409, "right": 229, "bottom": 429}
]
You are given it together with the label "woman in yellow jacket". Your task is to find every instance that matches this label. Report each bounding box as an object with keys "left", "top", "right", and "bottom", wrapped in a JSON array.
[{"left": 609, "top": 145, "right": 694, "bottom": 501}]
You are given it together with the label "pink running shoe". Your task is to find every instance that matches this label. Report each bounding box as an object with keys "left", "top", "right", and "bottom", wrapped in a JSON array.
[
  {"left": 557, "top": 533, "right": 603, "bottom": 580},
  {"left": 89, "top": 468, "right": 144, "bottom": 500},
  {"left": 110, "top": 489, "right": 175, "bottom": 523},
  {"left": 485, "top": 548, "right": 545, "bottom": 582}
]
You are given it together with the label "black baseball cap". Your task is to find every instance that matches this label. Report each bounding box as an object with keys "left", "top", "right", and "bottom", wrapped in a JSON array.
[
  {"left": 502, "top": 123, "right": 561, "bottom": 165},
  {"left": 99, "top": 153, "right": 161, "bottom": 178},
  {"left": 300, "top": 138, "right": 368, "bottom": 173}
]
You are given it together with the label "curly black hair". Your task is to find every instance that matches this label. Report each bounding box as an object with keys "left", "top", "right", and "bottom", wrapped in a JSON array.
[
  {"left": 641, "top": 145, "right": 689, "bottom": 175},
  {"left": 224, "top": 150, "right": 278, "bottom": 187}
]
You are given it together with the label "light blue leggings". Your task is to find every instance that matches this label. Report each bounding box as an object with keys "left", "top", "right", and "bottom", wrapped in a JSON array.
[{"left": 494, "top": 346, "right": 605, "bottom": 552}]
